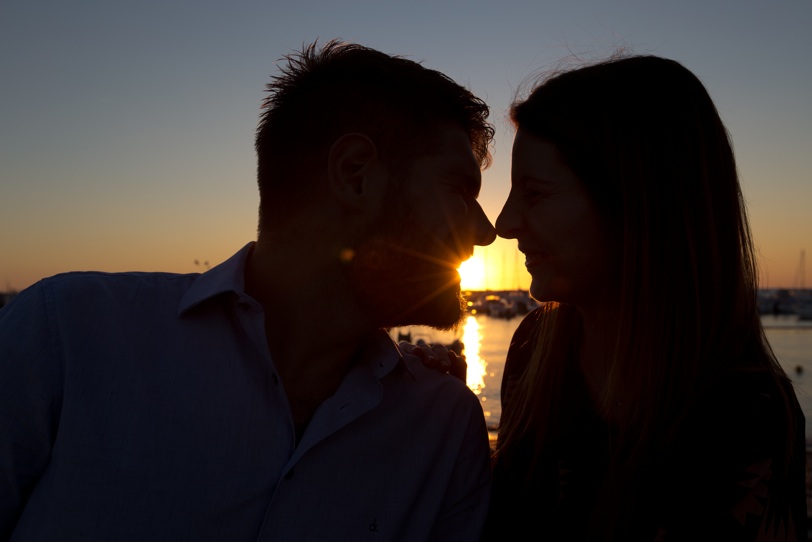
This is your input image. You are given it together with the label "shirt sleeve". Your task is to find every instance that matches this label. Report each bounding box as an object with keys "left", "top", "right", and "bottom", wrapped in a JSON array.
[
  {"left": 0, "top": 282, "right": 63, "bottom": 538},
  {"left": 428, "top": 393, "right": 492, "bottom": 542}
]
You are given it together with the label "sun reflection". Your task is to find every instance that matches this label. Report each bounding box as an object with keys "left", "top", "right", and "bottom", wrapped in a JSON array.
[{"left": 462, "top": 315, "right": 486, "bottom": 395}]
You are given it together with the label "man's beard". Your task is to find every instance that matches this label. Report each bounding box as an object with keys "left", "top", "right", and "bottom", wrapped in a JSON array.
[{"left": 345, "top": 217, "right": 466, "bottom": 331}]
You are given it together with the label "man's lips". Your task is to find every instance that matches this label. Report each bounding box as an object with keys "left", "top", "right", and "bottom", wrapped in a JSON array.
[
  {"left": 518, "top": 246, "right": 544, "bottom": 268},
  {"left": 448, "top": 249, "right": 474, "bottom": 268}
]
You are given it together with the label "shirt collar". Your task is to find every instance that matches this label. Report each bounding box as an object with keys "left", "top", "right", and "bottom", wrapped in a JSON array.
[
  {"left": 364, "top": 329, "right": 415, "bottom": 380},
  {"left": 177, "top": 241, "right": 413, "bottom": 380},
  {"left": 177, "top": 242, "right": 255, "bottom": 316}
]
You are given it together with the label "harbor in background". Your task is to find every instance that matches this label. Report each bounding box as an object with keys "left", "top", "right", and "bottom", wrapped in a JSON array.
[{"left": 391, "top": 289, "right": 812, "bottom": 441}]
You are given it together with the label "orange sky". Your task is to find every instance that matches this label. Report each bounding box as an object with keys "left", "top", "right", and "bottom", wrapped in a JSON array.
[{"left": 1, "top": 2, "right": 810, "bottom": 293}]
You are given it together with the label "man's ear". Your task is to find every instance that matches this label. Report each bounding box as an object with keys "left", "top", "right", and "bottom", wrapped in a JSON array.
[{"left": 327, "top": 133, "right": 385, "bottom": 210}]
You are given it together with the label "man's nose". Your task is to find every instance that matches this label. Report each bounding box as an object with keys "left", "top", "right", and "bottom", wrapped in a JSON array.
[{"left": 471, "top": 202, "right": 496, "bottom": 246}]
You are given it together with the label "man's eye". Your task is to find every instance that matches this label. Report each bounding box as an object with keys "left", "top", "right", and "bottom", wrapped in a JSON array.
[
  {"left": 445, "top": 184, "right": 470, "bottom": 199},
  {"left": 454, "top": 189, "right": 470, "bottom": 206},
  {"left": 460, "top": 199, "right": 469, "bottom": 215},
  {"left": 445, "top": 186, "right": 470, "bottom": 213}
]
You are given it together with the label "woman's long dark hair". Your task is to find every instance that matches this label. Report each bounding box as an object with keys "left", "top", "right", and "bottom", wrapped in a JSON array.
[{"left": 493, "top": 55, "right": 798, "bottom": 539}]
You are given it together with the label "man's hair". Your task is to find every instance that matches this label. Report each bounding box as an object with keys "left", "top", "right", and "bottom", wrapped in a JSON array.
[{"left": 254, "top": 39, "right": 493, "bottom": 229}]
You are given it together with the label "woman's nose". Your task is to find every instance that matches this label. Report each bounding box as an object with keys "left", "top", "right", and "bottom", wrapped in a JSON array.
[{"left": 495, "top": 193, "right": 521, "bottom": 239}]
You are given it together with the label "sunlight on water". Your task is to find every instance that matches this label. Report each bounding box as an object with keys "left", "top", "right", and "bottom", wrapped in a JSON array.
[
  {"left": 462, "top": 316, "right": 486, "bottom": 396},
  {"left": 392, "top": 313, "right": 812, "bottom": 439}
]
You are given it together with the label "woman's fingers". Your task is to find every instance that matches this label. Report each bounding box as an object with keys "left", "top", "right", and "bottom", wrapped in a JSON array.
[
  {"left": 400, "top": 341, "right": 465, "bottom": 380},
  {"left": 431, "top": 344, "right": 451, "bottom": 371},
  {"left": 400, "top": 341, "right": 441, "bottom": 367},
  {"left": 449, "top": 351, "right": 467, "bottom": 382}
]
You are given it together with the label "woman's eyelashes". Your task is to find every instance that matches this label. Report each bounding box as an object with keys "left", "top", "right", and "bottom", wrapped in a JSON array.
[
  {"left": 521, "top": 186, "right": 550, "bottom": 205},
  {"left": 520, "top": 179, "right": 557, "bottom": 205}
]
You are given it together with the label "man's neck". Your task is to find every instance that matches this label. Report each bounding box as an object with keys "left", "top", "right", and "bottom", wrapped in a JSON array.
[{"left": 244, "top": 239, "right": 377, "bottom": 437}]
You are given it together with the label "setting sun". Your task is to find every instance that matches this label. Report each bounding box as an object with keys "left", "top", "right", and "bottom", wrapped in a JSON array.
[{"left": 458, "top": 255, "right": 486, "bottom": 291}]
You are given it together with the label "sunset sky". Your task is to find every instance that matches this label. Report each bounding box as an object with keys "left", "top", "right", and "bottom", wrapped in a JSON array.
[{"left": 2, "top": 1, "right": 810, "bottom": 292}]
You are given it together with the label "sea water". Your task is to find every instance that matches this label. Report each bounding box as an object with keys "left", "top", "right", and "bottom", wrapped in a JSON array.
[{"left": 392, "top": 312, "right": 812, "bottom": 443}]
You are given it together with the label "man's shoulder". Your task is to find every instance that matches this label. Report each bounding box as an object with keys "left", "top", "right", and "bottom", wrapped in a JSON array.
[
  {"left": 385, "top": 354, "right": 488, "bottom": 443},
  {"left": 398, "top": 353, "right": 481, "bottom": 403},
  {"left": 38, "top": 270, "right": 196, "bottom": 293},
  {"left": 44, "top": 269, "right": 194, "bottom": 284},
  {"left": 25, "top": 270, "right": 199, "bottom": 312}
]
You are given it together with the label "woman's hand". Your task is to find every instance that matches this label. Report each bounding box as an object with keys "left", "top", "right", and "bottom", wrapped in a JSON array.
[{"left": 399, "top": 340, "right": 467, "bottom": 383}]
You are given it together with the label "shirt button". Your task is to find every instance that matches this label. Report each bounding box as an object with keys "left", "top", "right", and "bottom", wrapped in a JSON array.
[
  {"left": 284, "top": 468, "right": 295, "bottom": 480},
  {"left": 272, "top": 374, "right": 279, "bottom": 385}
]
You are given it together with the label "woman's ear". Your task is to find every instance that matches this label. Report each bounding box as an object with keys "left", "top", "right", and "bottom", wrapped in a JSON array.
[{"left": 327, "top": 133, "right": 385, "bottom": 210}]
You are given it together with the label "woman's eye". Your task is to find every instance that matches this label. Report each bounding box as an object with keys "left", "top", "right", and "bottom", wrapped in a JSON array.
[
  {"left": 522, "top": 190, "right": 543, "bottom": 203},
  {"left": 522, "top": 182, "right": 556, "bottom": 204}
]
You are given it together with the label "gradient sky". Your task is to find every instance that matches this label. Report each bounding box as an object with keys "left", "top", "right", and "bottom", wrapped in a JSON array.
[{"left": 2, "top": 0, "right": 810, "bottom": 292}]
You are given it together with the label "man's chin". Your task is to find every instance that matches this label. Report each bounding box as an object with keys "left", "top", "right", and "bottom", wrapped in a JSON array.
[
  {"left": 346, "top": 233, "right": 467, "bottom": 330},
  {"left": 372, "top": 283, "right": 466, "bottom": 331}
]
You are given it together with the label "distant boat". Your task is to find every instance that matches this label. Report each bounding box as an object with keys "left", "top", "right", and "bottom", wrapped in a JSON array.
[
  {"left": 757, "top": 289, "right": 796, "bottom": 315},
  {"left": 792, "top": 250, "right": 809, "bottom": 319},
  {"left": 797, "top": 294, "right": 812, "bottom": 321}
]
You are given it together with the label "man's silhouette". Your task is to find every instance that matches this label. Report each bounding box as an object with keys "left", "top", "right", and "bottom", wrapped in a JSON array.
[{"left": 0, "top": 39, "right": 496, "bottom": 540}]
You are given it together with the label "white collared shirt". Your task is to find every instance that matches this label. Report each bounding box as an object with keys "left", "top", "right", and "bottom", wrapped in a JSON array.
[{"left": 0, "top": 242, "right": 492, "bottom": 541}]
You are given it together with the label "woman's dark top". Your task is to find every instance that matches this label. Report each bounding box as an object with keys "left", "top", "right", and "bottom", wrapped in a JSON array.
[{"left": 484, "top": 307, "right": 808, "bottom": 541}]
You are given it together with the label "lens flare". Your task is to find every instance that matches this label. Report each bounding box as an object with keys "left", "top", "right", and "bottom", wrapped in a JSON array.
[{"left": 458, "top": 255, "right": 486, "bottom": 291}]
